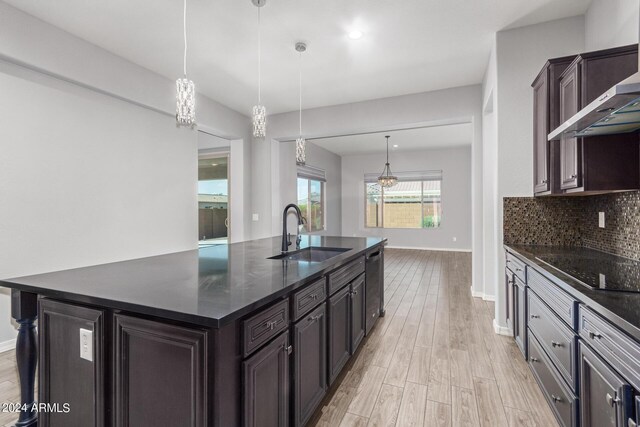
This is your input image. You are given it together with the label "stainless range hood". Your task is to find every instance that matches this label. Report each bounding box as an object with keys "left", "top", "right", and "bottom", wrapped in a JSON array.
[{"left": 548, "top": 72, "right": 640, "bottom": 140}]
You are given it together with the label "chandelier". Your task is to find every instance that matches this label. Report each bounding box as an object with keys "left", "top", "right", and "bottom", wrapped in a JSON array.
[
  {"left": 378, "top": 135, "right": 398, "bottom": 187},
  {"left": 176, "top": 0, "right": 195, "bottom": 127},
  {"left": 295, "top": 42, "right": 307, "bottom": 165},
  {"left": 252, "top": 0, "right": 267, "bottom": 138}
]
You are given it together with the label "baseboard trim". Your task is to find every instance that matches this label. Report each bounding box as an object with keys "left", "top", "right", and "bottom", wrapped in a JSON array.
[
  {"left": 386, "top": 245, "right": 471, "bottom": 253},
  {"left": 469, "top": 286, "right": 496, "bottom": 302},
  {"left": 493, "top": 319, "right": 512, "bottom": 336},
  {"left": 0, "top": 338, "right": 16, "bottom": 353}
]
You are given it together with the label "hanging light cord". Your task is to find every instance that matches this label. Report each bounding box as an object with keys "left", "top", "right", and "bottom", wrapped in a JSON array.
[
  {"left": 183, "top": 0, "right": 187, "bottom": 77},
  {"left": 257, "top": 6, "right": 261, "bottom": 104},
  {"left": 299, "top": 51, "right": 302, "bottom": 135}
]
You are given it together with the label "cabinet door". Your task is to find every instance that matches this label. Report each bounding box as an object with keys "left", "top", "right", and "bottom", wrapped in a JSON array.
[
  {"left": 579, "top": 342, "right": 632, "bottom": 427},
  {"left": 244, "top": 332, "right": 290, "bottom": 427},
  {"left": 533, "top": 71, "right": 550, "bottom": 194},
  {"left": 351, "top": 276, "right": 365, "bottom": 353},
  {"left": 39, "top": 299, "right": 104, "bottom": 427},
  {"left": 328, "top": 285, "right": 351, "bottom": 385},
  {"left": 293, "top": 303, "right": 326, "bottom": 427},
  {"left": 513, "top": 280, "right": 527, "bottom": 358},
  {"left": 365, "top": 249, "right": 382, "bottom": 335},
  {"left": 559, "top": 63, "right": 581, "bottom": 190},
  {"left": 114, "top": 314, "right": 207, "bottom": 427},
  {"left": 505, "top": 271, "right": 514, "bottom": 331}
]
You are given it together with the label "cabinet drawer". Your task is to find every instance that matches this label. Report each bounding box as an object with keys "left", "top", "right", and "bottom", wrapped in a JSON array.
[
  {"left": 243, "top": 300, "right": 289, "bottom": 358},
  {"left": 528, "top": 268, "right": 578, "bottom": 330},
  {"left": 292, "top": 278, "right": 326, "bottom": 321},
  {"left": 327, "top": 257, "right": 365, "bottom": 295},
  {"left": 506, "top": 252, "right": 526, "bottom": 283},
  {"left": 528, "top": 291, "right": 577, "bottom": 390},
  {"left": 528, "top": 332, "right": 578, "bottom": 427},
  {"left": 578, "top": 305, "right": 640, "bottom": 391}
]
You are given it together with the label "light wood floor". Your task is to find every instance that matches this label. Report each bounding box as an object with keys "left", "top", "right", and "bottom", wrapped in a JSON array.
[{"left": 0, "top": 249, "right": 558, "bottom": 427}]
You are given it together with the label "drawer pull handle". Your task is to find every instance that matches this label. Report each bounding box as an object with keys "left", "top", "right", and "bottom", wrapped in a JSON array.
[
  {"left": 307, "top": 314, "right": 322, "bottom": 322},
  {"left": 516, "top": 268, "right": 523, "bottom": 272},
  {"left": 506, "top": 260, "right": 511, "bottom": 263},
  {"left": 266, "top": 321, "right": 278, "bottom": 330},
  {"left": 587, "top": 330, "right": 603, "bottom": 340},
  {"left": 551, "top": 341, "right": 564, "bottom": 348},
  {"left": 606, "top": 393, "right": 621, "bottom": 407},
  {"left": 310, "top": 294, "right": 318, "bottom": 300},
  {"left": 531, "top": 314, "right": 540, "bottom": 319},
  {"left": 352, "top": 290, "right": 358, "bottom": 296},
  {"left": 551, "top": 395, "right": 563, "bottom": 403},
  {"left": 530, "top": 357, "right": 539, "bottom": 363}
]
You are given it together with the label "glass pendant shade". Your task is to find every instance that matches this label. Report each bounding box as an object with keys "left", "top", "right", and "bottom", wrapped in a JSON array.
[
  {"left": 252, "top": 104, "right": 266, "bottom": 138},
  {"left": 296, "top": 137, "right": 306, "bottom": 165},
  {"left": 176, "top": 77, "right": 195, "bottom": 127}
]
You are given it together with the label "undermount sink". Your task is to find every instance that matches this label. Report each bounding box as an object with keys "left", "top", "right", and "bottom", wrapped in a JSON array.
[{"left": 268, "top": 247, "right": 350, "bottom": 262}]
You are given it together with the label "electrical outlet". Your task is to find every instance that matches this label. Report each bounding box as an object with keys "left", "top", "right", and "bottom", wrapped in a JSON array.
[
  {"left": 599, "top": 212, "right": 605, "bottom": 228},
  {"left": 80, "top": 328, "right": 93, "bottom": 362},
  {"left": 252, "top": 213, "right": 259, "bottom": 222}
]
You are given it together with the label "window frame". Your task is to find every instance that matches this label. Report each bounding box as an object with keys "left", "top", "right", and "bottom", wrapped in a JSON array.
[
  {"left": 364, "top": 178, "right": 442, "bottom": 230},
  {"left": 297, "top": 176, "right": 326, "bottom": 233}
]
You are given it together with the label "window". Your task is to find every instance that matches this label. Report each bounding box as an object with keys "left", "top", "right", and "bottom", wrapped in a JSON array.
[
  {"left": 297, "top": 164, "right": 327, "bottom": 232},
  {"left": 365, "top": 171, "right": 442, "bottom": 229}
]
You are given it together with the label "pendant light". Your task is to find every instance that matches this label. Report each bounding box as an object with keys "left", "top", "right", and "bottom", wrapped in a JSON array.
[
  {"left": 176, "top": 0, "right": 195, "bottom": 127},
  {"left": 378, "top": 135, "right": 398, "bottom": 187},
  {"left": 295, "top": 42, "right": 307, "bottom": 165},
  {"left": 252, "top": 0, "right": 267, "bottom": 138}
]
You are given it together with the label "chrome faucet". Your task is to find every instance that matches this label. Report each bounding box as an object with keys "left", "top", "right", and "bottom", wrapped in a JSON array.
[{"left": 281, "top": 203, "right": 305, "bottom": 253}]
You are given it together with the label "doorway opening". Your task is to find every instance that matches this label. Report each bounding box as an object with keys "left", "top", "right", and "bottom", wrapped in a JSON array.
[{"left": 198, "top": 153, "right": 229, "bottom": 246}]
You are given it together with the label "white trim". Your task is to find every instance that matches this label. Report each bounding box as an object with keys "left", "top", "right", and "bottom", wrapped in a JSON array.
[
  {"left": 493, "top": 319, "right": 512, "bottom": 336},
  {"left": 0, "top": 338, "right": 16, "bottom": 353},
  {"left": 470, "top": 286, "right": 496, "bottom": 301},
  {"left": 386, "top": 245, "right": 471, "bottom": 252}
]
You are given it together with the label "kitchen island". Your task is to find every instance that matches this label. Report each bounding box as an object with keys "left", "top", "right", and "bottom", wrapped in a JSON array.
[{"left": 1, "top": 235, "right": 386, "bottom": 427}]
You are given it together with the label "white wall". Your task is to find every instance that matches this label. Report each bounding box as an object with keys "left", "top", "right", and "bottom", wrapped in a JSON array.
[
  {"left": 585, "top": 0, "right": 639, "bottom": 51},
  {"left": 486, "top": 16, "right": 585, "bottom": 331},
  {"left": 0, "top": 2, "right": 251, "bottom": 347},
  {"left": 278, "top": 142, "right": 342, "bottom": 236},
  {"left": 341, "top": 147, "right": 472, "bottom": 250}
]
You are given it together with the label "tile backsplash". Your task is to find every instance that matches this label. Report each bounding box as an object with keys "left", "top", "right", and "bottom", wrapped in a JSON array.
[{"left": 504, "top": 191, "right": 640, "bottom": 261}]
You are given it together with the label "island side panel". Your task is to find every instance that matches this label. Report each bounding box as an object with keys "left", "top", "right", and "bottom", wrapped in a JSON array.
[{"left": 211, "top": 320, "right": 241, "bottom": 427}]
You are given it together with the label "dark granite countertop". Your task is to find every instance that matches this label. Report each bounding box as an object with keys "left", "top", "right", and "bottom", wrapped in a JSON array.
[
  {"left": 505, "top": 244, "right": 640, "bottom": 342},
  {"left": 0, "top": 236, "right": 385, "bottom": 328}
]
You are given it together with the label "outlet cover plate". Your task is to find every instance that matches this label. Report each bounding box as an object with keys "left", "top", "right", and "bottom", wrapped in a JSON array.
[{"left": 80, "top": 328, "right": 93, "bottom": 362}]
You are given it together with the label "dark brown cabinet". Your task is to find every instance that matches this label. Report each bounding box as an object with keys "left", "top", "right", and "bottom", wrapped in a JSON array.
[
  {"left": 293, "top": 303, "right": 326, "bottom": 427},
  {"left": 114, "top": 314, "right": 208, "bottom": 427},
  {"left": 532, "top": 56, "right": 575, "bottom": 195},
  {"left": 350, "top": 275, "right": 365, "bottom": 353},
  {"left": 39, "top": 299, "right": 105, "bottom": 427},
  {"left": 243, "top": 332, "right": 290, "bottom": 427},
  {"left": 556, "top": 45, "right": 640, "bottom": 195},
  {"left": 328, "top": 285, "right": 351, "bottom": 385},
  {"left": 513, "top": 277, "right": 527, "bottom": 358},
  {"left": 578, "top": 342, "right": 632, "bottom": 427}
]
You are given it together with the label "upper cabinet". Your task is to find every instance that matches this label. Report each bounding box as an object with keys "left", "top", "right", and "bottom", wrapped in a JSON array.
[
  {"left": 533, "top": 45, "right": 640, "bottom": 196},
  {"left": 532, "top": 56, "right": 575, "bottom": 195}
]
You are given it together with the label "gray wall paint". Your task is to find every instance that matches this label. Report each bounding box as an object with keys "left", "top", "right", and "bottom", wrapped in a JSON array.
[
  {"left": 585, "top": 0, "right": 639, "bottom": 51},
  {"left": 0, "top": 2, "right": 251, "bottom": 346},
  {"left": 341, "top": 146, "right": 472, "bottom": 250}
]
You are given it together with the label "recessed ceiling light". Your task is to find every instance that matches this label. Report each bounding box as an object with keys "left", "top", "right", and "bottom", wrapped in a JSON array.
[
  {"left": 393, "top": 144, "right": 399, "bottom": 148},
  {"left": 348, "top": 30, "right": 363, "bottom": 40},
  {"left": 211, "top": 163, "right": 218, "bottom": 166}
]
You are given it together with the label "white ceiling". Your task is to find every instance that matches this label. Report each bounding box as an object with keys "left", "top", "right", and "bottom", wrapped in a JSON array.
[
  {"left": 311, "top": 123, "right": 472, "bottom": 156},
  {"left": 5, "top": 0, "right": 591, "bottom": 115}
]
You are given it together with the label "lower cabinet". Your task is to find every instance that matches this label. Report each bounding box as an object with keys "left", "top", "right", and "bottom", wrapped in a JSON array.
[
  {"left": 350, "top": 275, "right": 365, "bottom": 353},
  {"left": 505, "top": 270, "right": 514, "bottom": 331},
  {"left": 328, "top": 285, "right": 351, "bottom": 385},
  {"left": 578, "top": 341, "right": 632, "bottom": 427},
  {"left": 293, "top": 303, "right": 327, "bottom": 427},
  {"left": 39, "top": 299, "right": 105, "bottom": 427},
  {"left": 114, "top": 314, "right": 208, "bottom": 427},
  {"left": 513, "top": 277, "right": 527, "bottom": 358},
  {"left": 243, "top": 332, "right": 290, "bottom": 427}
]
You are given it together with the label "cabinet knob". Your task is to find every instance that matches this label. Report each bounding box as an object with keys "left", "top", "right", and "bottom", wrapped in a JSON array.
[
  {"left": 530, "top": 357, "right": 539, "bottom": 363},
  {"left": 515, "top": 268, "right": 523, "bottom": 272},
  {"left": 606, "top": 393, "right": 621, "bottom": 407},
  {"left": 307, "top": 314, "right": 322, "bottom": 322},
  {"left": 570, "top": 174, "right": 578, "bottom": 179},
  {"left": 551, "top": 341, "right": 564, "bottom": 348},
  {"left": 542, "top": 179, "right": 548, "bottom": 184},
  {"left": 551, "top": 394, "right": 563, "bottom": 403},
  {"left": 587, "top": 330, "right": 603, "bottom": 340},
  {"left": 531, "top": 314, "right": 540, "bottom": 319}
]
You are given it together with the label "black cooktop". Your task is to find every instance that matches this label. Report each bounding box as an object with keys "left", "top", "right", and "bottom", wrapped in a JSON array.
[{"left": 536, "top": 251, "right": 640, "bottom": 293}]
